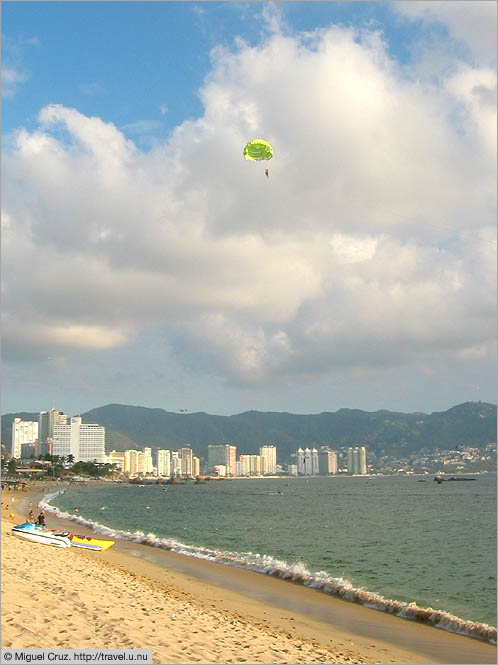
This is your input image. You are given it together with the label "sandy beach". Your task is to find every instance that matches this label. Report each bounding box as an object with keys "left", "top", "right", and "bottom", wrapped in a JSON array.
[{"left": 1, "top": 483, "right": 496, "bottom": 664}]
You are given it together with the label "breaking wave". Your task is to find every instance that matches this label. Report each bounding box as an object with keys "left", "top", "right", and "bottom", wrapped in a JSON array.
[{"left": 41, "top": 490, "right": 497, "bottom": 645}]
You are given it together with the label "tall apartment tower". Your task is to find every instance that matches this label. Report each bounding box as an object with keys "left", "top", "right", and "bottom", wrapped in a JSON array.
[
  {"left": 239, "top": 454, "right": 250, "bottom": 476},
  {"left": 179, "top": 447, "right": 193, "bottom": 477},
  {"left": 228, "top": 445, "right": 237, "bottom": 475},
  {"left": 142, "top": 447, "right": 154, "bottom": 474},
  {"left": 353, "top": 447, "right": 360, "bottom": 474},
  {"left": 238, "top": 454, "right": 262, "bottom": 475},
  {"left": 11, "top": 419, "right": 39, "bottom": 458},
  {"left": 39, "top": 408, "right": 68, "bottom": 456},
  {"left": 157, "top": 450, "right": 171, "bottom": 477},
  {"left": 311, "top": 448, "right": 319, "bottom": 475},
  {"left": 296, "top": 448, "right": 305, "bottom": 475},
  {"left": 359, "top": 446, "right": 367, "bottom": 474},
  {"left": 347, "top": 447, "right": 354, "bottom": 474},
  {"left": 318, "top": 448, "right": 338, "bottom": 475},
  {"left": 347, "top": 446, "right": 367, "bottom": 474},
  {"left": 124, "top": 450, "right": 139, "bottom": 475},
  {"left": 304, "top": 448, "right": 313, "bottom": 475},
  {"left": 171, "top": 451, "right": 182, "bottom": 477},
  {"left": 207, "top": 444, "right": 237, "bottom": 475},
  {"left": 259, "top": 445, "right": 277, "bottom": 475},
  {"left": 53, "top": 416, "right": 105, "bottom": 463}
]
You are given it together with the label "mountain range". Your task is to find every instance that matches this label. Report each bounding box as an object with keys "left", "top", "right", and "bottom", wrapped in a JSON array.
[{"left": 2, "top": 401, "right": 496, "bottom": 463}]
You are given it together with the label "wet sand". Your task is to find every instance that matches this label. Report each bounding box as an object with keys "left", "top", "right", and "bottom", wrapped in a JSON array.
[{"left": 2, "top": 483, "right": 496, "bottom": 664}]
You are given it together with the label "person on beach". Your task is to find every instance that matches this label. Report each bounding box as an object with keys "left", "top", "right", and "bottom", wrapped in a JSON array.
[
  {"left": 28, "top": 510, "right": 35, "bottom": 523},
  {"left": 36, "top": 511, "right": 46, "bottom": 527}
]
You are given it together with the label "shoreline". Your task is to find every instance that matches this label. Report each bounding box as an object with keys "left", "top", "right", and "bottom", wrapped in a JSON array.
[
  {"left": 39, "top": 483, "right": 497, "bottom": 645},
  {"left": 2, "top": 482, "right": 497, "bottom": 664}
]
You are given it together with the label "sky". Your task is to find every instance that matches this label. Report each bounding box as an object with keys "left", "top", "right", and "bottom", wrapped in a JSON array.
[{"left": 2, "top": 1, "right": 497, "bottom": 418}]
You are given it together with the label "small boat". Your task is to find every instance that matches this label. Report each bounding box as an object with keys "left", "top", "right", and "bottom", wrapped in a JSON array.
[
  {"left": 50, "top": 529, "right": 115, "bottom": 551},
  {"left": 68, "top": 534, "right": 114, "bottom": 551},
  {"left": 12, "top": 523, "right": 71, "bottom": 548}
]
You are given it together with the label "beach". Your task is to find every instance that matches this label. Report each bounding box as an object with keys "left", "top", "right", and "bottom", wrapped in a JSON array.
[{"left": 2, "top": 483, "right": 497, "bottom": 664}]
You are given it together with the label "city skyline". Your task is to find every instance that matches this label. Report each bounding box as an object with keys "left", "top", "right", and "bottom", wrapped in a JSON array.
[
  {"left": 2, "top": 2, "right": 496, "bottom": 418},
  {"left": 11, "top": 411, "right": 368, "bottom": 475}
]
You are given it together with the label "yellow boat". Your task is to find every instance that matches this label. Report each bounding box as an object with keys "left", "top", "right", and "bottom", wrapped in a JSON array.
[
  {"left": 50, "top": 529, "right": 114, "bottom": 551},
  {"left": 69, "top": 534, "right": 115, "bottom": 551}
]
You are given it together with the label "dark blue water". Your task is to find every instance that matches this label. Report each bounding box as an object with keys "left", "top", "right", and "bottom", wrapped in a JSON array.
[{"left": 48, "top": 473, "right": 496, "bottom": 635}]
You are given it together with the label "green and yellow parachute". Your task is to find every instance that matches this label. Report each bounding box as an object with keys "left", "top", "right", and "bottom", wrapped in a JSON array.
[{"left": 243, "top": 139, "right": 273, "bottom": 161}]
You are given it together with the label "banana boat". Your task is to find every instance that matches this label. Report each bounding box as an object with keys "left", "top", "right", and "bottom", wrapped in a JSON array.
[
  {"left": 68, "top": 533, "right": 115, "bottom": 550},
  {"left": 49, "top": 528, "right": 114, "bottom": 550}
]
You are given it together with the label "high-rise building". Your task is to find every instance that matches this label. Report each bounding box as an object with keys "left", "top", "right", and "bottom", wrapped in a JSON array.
[
  {"left": 239, "top": 454, "right": 262, "bottom": 475},
  {"left": 157, "top": 450, "right": 171, "bottom": 477},
  {"left": 39, "top": 409, "right": 68, "bottom": 456},
  {"left": 304, "top": 448, "right": 313, "bottom": 475},
  {"left": 318, "top": 448, "right": 338, "bottom": 475},
  {"left": 311, "top": 448, "right": 319, "bottom": 475},
  {"left": 347, "top": 446, "right": 367, "bottom": 474},
  {"left": 171, "top": 451, "right": 182, "bottom": 477},
  {"left": 259, "top": 445, "right": 277, "bottom": 475},
  {"left": 53, "top": 416, "right": 105, "bottom": 463},
  {"left": 208, "top": 444, "right": 237, "bottom": 475},
  {"left": 124, "top": 450, "right": 139, "bottom": 475},
  {"left": 179, "top": 447, "right": 193, "bottom": 477},
  {"left": 353, "top": 447, "right": 360, "bottom": 474},
  {"left": 347, "top": 447, "right": 354, "bottom": 474},
  {"left": 142, "top": 447, "right": 154, "bottom": 475},
  {"left": 227, "top": 445, "right": 237, "bottom": 476},
  {"left": 298, "top": 447, "right": 320, "bottom": 476},
  {"left": 192, "top": 456, "right": 200, "bottom": 478},
  {"left": 11, "top": 419, "right": 38, "bottom": 458},
  {"left": 122, "top": 448, "right": 154, "bottom": 476},
  {"left": 239, "top": 454, "right": 250, "bottom": 476},
  {"left": 359, "top": 446, "right": 367, "bottom": 474},
  {"left": 296, "top": 448, "right": 305, "bottom": 475}
]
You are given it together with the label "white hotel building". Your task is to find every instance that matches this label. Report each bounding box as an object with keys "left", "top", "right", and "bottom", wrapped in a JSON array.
[
  {"left": 11, "top": 418, "right": 39, "bottom": 458},
  {"left": 259, "top": 445, "right": 277, "bottom": 475},
  {"left": 53, "top": 416, "right": 106, "bottom": 463},
  {"left": 157, "top": 449, "right": 171, "bottom": 477}
]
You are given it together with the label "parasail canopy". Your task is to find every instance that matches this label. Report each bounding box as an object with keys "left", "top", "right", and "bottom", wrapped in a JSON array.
[{"left": 243, "top": 139, "right": 273, "bottom": 161}]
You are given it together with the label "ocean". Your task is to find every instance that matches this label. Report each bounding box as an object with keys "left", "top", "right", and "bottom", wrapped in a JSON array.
[{"left": 45, "top": 473, "right": 497, "bottom": 642}]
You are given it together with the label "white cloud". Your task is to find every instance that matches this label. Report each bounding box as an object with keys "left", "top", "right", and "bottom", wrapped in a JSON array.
[
  {"left": 2, "top": 66, "right": 28, "bottom": 98},
  {"left": 2, "top": 34, "right": 40, "bottom": 98},
  {"left": 121, "top": 120, "right": 163, "bottom": 135},
  {"left": 393, "top": 1, "right": 497, "bottom": 65},
  {"left": 2, "top": 22, "right": 496, "bottom": 392}
]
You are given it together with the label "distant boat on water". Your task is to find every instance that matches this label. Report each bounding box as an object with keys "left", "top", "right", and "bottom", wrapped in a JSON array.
[{"left": 435, "top": 476, "right": 476, "bottom": 483}]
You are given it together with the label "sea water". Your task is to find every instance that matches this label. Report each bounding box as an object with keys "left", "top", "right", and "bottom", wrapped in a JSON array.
[{"left": 46, "top": 473, "right": 497, "bottom": 641}]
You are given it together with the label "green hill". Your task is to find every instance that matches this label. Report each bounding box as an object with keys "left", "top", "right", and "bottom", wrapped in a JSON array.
[{"left": 3, "top": 402, "right": 495, "bottom": 463}]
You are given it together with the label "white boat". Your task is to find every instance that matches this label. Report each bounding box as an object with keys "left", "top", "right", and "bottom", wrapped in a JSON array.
[{"left": 12, "top": 523, "right": 71, "bottom": 548}]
